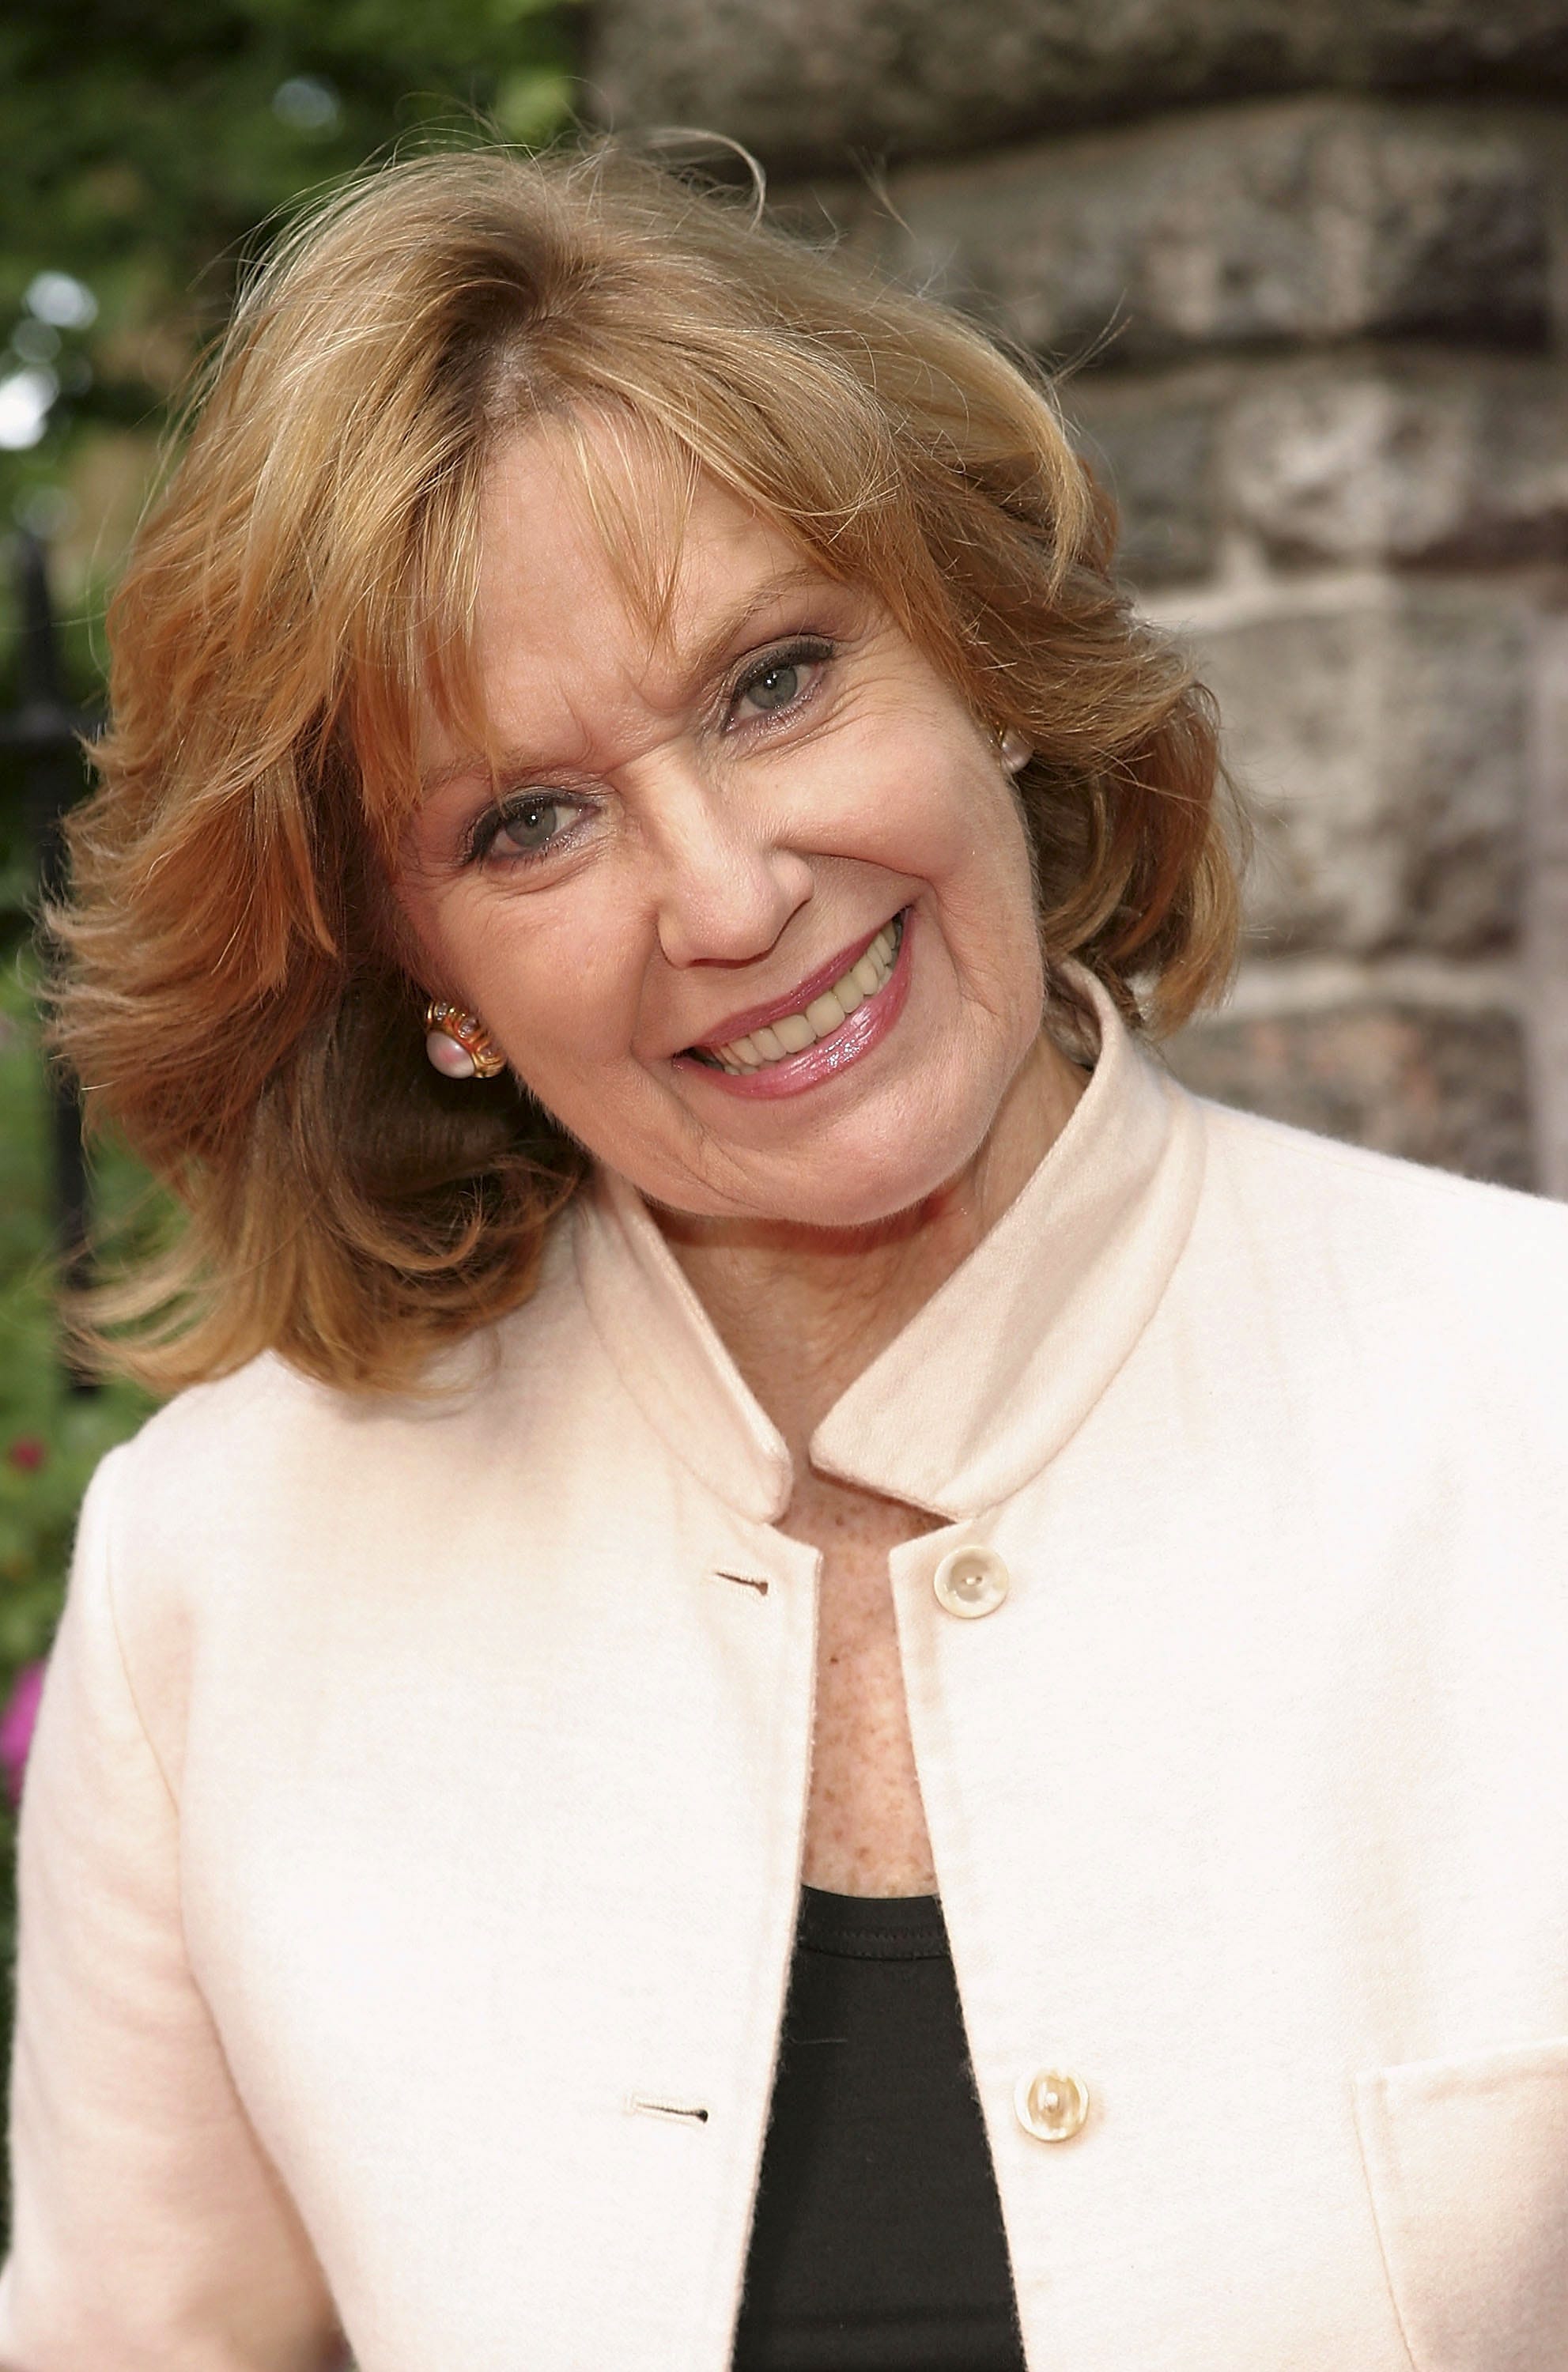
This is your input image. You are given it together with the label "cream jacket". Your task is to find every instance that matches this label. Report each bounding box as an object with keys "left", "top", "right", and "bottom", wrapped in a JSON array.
[{"left": 5, "top": 968, "right": 1568, "bottom": 2372}]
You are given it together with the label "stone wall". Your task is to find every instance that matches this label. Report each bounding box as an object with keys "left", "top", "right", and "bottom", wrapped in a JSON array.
[{"left": 588, "top": 2, "right": 1568, "bottom": 1190}]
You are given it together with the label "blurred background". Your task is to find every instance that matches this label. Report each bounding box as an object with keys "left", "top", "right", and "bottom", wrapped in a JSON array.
[{"left": 2, "top": 0, "right": 1566, "bottom": 2211}]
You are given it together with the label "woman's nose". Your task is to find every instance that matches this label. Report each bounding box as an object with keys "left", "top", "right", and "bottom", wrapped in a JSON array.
[{"left": 643, "top": 761, "right": 814, "bottom": 971}]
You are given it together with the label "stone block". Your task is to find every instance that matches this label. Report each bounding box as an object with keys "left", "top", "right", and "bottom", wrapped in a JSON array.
[
  {"left": 1522, "top": 611, "right": 1568, "bottom": 1201},
  {"left": 1166, "top": 590, "right": 1530, "bottom": 956},
  {"left": 1066, "top": 371, "right": 1224, "bottom": 584},
  {"left": 1070, "top": 349, "right": 1568, "bottom": 587},
  {"left": 590, "top": 0, "right": 1568, "bottom": 174},
  {"left": 844, "top": 101, "right": 1551, "bottom": 369},
  {"left": 1163, "top": 999, "right": 1533, "bottom": 1187},
  {"left": 1224, "top": 354, "right": 1568, "bottom": 566}
]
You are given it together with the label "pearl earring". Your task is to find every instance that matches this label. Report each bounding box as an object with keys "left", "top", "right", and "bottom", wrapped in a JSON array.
[
  {"left": 999, "top": 728, "right": 1033, "bottom": 773},
  {"left": 424, "top": 1000, "right": 506, "bottom": 1081}
]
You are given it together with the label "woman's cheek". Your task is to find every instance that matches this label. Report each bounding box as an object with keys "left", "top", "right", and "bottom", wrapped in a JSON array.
[{"left": 489, "top": 935, "right": 644, "bottom": 1089}]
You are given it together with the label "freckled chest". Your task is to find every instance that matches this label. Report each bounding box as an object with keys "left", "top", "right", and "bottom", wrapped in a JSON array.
[{"left": 780, "top": 1471, "right": 942, "bottom": 1897}]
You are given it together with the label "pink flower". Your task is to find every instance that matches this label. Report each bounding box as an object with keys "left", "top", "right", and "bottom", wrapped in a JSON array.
[
  {"left": 6, "top": 1437, "right": 47, "bottom": 1474},
  {"left": 1, "top": 1662, "right": 47, "bottom": 1805}
]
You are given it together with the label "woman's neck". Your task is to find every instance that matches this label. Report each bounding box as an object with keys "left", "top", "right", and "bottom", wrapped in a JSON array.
[{"left": 654, "top": 1034, "right": 1090, "bottom": 1462}]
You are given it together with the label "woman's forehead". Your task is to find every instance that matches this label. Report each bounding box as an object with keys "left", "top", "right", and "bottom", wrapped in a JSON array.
[
  {"left": 473, "top": 422, "right": 849, "bottom": 692},
  {"left": 413, "top": 426, "right": 863, "bottom": 788}
]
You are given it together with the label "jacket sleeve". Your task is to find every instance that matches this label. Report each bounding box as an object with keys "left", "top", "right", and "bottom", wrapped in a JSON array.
[{"left": 0, "top": 1449, "right": 348, "bottom": 2372}]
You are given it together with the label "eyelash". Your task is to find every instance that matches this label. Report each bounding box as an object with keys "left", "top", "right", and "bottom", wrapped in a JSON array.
[
  {"left": 731, "top": 635, "right": 834, "bottom": 723},
  {"left": 463, "top": 633, "right": 836, "bottom": 870}
]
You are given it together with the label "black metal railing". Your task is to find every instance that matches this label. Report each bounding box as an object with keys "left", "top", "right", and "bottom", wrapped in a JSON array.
[{"left": 0, "top": 534, "right": 99, "bottom": 1390}]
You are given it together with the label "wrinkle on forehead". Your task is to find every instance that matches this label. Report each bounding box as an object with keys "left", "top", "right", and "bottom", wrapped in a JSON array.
[
  {"left": 435, "top": 408, "right": 844, "bottom": 793},
  {"left": 495, "top": 400, "right": 859, "bottom": 657},
  {"left": 404, "top": 408, "right": 700, "bottom": 811}
]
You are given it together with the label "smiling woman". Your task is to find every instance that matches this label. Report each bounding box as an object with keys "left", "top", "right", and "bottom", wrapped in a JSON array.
[
  {"left": 12, "top": 137, "right": 1568, "bottom": 2372},
  {"left": 47, "top": 140, "right": 1233, "bottom": 1395}
]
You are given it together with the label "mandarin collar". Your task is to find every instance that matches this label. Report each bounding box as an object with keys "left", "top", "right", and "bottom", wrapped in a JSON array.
[{"left": 572, "top": 965, "right": 1207, "bottom": 1526}]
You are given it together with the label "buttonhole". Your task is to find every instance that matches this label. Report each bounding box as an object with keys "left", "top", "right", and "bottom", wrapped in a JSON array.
[
  {"left": 629, "top": 2094, "right": 711, "bottom": 2124},
  {"left": 712, "top": 1570, "right": 769, "bottom": 1596}
]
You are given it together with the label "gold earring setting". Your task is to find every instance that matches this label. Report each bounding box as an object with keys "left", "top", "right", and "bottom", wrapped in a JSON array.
[{"left": 425, "top": 1000, "right": 505, "bottom": 1081}]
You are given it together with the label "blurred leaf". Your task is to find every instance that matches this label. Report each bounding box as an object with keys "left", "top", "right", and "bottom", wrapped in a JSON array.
[{"left": 0, "top": 0, "right": 582, "bottom": 581}]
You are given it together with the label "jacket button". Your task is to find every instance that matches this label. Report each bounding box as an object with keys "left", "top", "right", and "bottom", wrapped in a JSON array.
[
  {"left": 931, "top": 1544, "right": 1010, "bottom": 1619},
  {"left": 1014, "top": 2068, "right": 1090, "bottom": 2143}
]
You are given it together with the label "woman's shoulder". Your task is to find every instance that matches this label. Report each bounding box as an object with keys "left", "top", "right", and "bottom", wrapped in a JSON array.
[
  {"left": 66, "top": 1229, "right": 608, "bottom": 1723},
  {"left": 96, "top": 1219, "right": 595, "bottom": 1545},
  {"left": 1188, "top": 1088, "right": 1568, "bottom": 1353},
  {"left": 1196, "top": 1089, "right": 1567, "bottom": 1230},
  {"left": 109, "top": 1347, "right": 362, "bottom": 1495}
]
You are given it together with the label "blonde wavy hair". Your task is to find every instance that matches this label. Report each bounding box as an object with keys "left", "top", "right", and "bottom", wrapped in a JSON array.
[{"left": 53, "top": 139, "right": 1245, "bottom": 1396}]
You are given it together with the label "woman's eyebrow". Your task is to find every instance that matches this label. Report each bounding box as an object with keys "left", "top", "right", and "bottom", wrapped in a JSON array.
[
  {"left": 418, "top": 749, "right": 507, "bottom": 800},
  {"left": 678, "top": 563, "right": 840, "bottom": 682},
  {"left": 417, "top": 565, "right": 844, "bottom": 799}
]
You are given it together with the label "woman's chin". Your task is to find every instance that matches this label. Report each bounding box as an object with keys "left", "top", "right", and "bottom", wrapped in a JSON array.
[
  {"left": 622, "top": 1034, "right": 1036, "bottom": 1233},
  {"left": 721, "top": 1029, "right": 1061, "bottom": 1237},
  {"left": 740, "top": 1117, "right": 1000, "bottom": 1236}
]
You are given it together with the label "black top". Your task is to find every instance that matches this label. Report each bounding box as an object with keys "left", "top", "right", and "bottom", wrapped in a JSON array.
[{"left": 731, "top": 1888, "right": 1026, "bottom": 2372}]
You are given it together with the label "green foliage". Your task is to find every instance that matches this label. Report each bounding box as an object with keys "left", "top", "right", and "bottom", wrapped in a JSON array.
[
  {"left": 0, "top": 961, "right": 156, "bottom": 1673},
  {"left": 0, "top": 950, "right": 161, "bottom": 2241},
  {"left": 0, "top": 0, "right": 581, "bottom": 552}
]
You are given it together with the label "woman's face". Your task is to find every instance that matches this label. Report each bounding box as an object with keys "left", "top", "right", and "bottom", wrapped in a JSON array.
[{"left": 395, "top": 421, "right": 1052, "bottom": 1230}]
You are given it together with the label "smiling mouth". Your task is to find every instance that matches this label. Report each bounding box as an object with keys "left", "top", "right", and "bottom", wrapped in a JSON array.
[{"left": 686, "top": 912, "right": 907, "bottom": 1075}]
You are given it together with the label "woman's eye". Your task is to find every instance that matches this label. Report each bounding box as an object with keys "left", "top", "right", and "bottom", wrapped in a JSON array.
[
  {"left": 489, "top": 795, "right": 576, "bottom": 860},
  {"left": 731, "top": 641, "right": 831, "bottom": 724},
  {"left": 743, "top": 661, "right": 803, "bottom": 714}
]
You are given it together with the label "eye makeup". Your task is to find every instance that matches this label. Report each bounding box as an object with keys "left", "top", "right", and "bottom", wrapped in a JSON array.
[
  {"left": 462, "top": 789, "right": 594, "bottom": 868},
  {"left": 725, "top": 633, "right": 835, "bottom": 727}
]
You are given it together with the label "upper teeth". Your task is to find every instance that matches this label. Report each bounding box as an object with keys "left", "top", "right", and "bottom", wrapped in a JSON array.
[{"left": 706, "top": 917, "right": 903, "bottom": 1074}]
